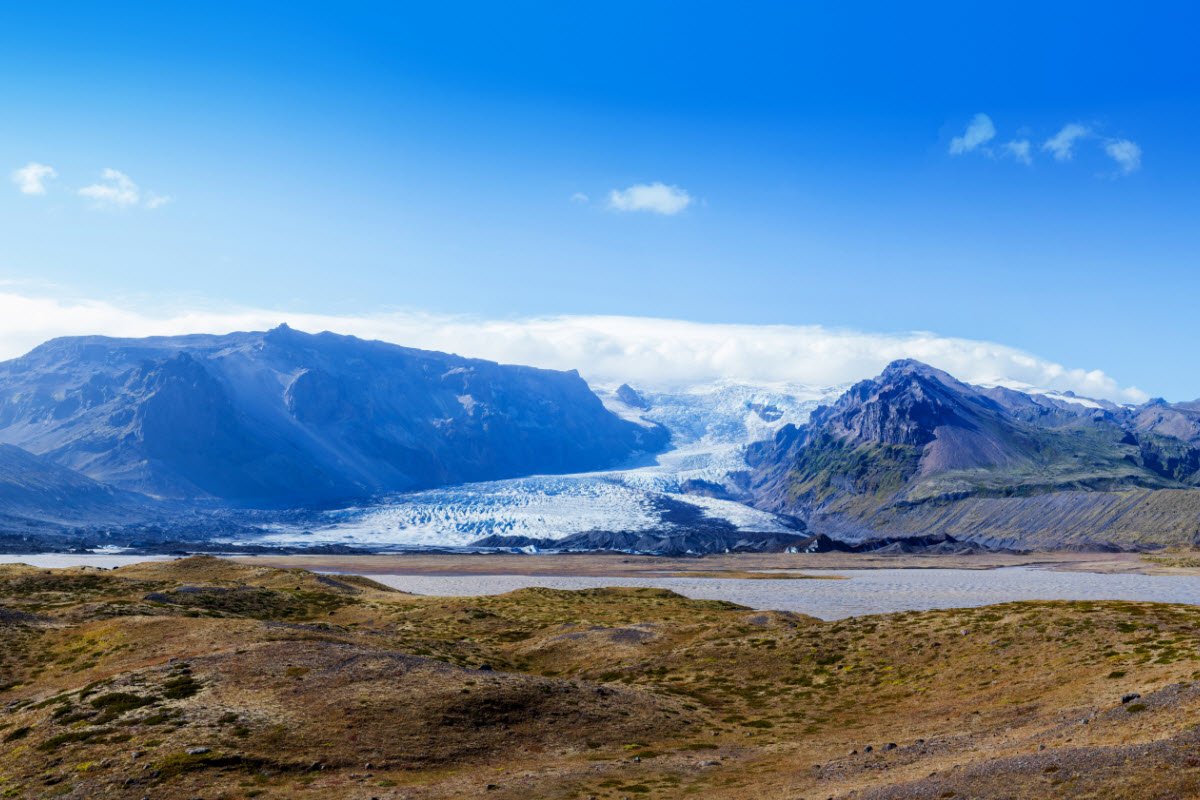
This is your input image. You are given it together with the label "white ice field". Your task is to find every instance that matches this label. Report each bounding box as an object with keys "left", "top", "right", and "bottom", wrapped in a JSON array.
[{"left": 238, "top": 380, "right": 845, "bottom": 549}]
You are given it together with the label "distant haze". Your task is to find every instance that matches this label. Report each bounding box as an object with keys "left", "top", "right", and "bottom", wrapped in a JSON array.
[{"left": 0, "top": 290, "right": 1149, "bottom": 404}]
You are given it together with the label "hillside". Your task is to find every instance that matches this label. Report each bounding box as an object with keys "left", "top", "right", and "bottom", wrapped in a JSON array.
[
  {"left": 748, "top": 360, "right": 1200, "bottom": 546},
  {"left": 3, "top": 557, "right": 1200, "bottom": 799},
  {"left": 0, "top": 444, "right": 165, "bottom": 535},
  {"left": 0, "top": 326, "right": 667, "bottom": 507}
]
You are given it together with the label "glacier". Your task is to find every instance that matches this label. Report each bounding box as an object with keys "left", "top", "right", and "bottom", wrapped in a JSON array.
[{"left": 237, "top": 380, "right": 846, "bottom": 549}]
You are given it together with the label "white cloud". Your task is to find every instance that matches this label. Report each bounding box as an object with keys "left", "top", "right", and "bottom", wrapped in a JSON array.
[
  {"left": 78, "top": 168, "right": 169, "bottom": 209},
  {"left": 0, "top": 290, "right": 1149, "bottom": 404},
  {"left": 1002, "top": 139, "right": 1032, "bottom": 166},
  {"left": 11, "top": 162, "right": 57, "bottom": 195},
  {"left": 1042, "top": 123, "right": 1090, "bottom": 161},
  {"left": 78, "top": 168, "right": 140, "bottom": 207},
  {"left": 607, "top": 182, "right": 693, "bottom": 215},
  {"left": 949, "top": 114, "right": 996, "bottom": 155},
  {"left": 570, "top": 192, "right": 589, "bottom": 204},
  {"left": 144, "top": 192, "right": 173, "bottom": 209},
  {"left": 1104, "top": 139, "right": 1142, "bottom": 175}
]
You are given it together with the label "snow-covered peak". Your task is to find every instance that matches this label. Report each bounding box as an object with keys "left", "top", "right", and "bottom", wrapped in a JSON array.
[{"left": 595, "top": 379, "right": 845, "bottom": 450}]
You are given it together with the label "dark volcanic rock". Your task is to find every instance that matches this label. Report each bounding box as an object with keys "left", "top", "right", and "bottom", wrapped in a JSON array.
[
  {"left": 615, "top": 383, "right": 649, "bottom": 410},
  {"left": 748, "top": 402, "right": 784, "bottom": 422},
  {"left": 472, "top": 529, "right": 813, "bottom": 555},
  {"left": 784, "top": 533, "right": 855, "bottom": 554},
  {"left": 470, "top": 527, "right": 1011, "bottom": 557}
]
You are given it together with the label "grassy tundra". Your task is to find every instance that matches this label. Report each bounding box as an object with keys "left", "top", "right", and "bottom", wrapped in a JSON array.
[{"left": 2, "top": 556, "right": 1200, "bottom": 799}]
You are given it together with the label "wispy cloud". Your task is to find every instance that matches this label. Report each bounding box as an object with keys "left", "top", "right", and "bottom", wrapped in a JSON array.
[
  {"left": 1042, "top": 123, "right": 1090, "bottom": 161},
  {"left": 570, "top": 192, "right": 589, "bottom": 204},
  {"left": 78, "top": 168, "right": 141, "bottom": 208},
  {"left": 950, "top": 117, "right": 1145, "bottom": 177},
  {"left": 607, "top": 182, "right": 693, "bottom": 215},
  {"left": 144, "top": 191, "right": 173, "bottom": 209},
  {"left": 78, "top": 168, "right": 170, "bottom": 209},
  {"left": 1104, "top": 139, "right": 1142, "bottom": 175},
  {"left": 949, "top": 114, "right": 996, "bottom": 155},
  {"left": 0, "top": 290, "right": 1149, "bottom": 404},
  {"left": 11, "top": 162, "right": 57, "bottom": 195},
  {"left": 1002, "top": 139, "right": 1032, "bottom": 165}
]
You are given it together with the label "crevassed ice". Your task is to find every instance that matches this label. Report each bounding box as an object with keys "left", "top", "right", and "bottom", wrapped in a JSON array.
[{"left": 238, "top": 380, "right": 845, "bottom": 548}]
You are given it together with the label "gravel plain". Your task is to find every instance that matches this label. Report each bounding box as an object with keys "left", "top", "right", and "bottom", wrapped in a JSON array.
[{"left": 357, "top": 565, "right": 1200, "bottom": 620}]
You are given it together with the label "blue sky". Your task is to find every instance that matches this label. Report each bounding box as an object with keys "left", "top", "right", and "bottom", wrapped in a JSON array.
[{"left": 1, "top": 1, "right": 1197, "bottom": 400}]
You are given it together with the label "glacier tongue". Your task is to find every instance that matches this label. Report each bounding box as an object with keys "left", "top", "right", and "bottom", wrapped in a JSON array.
[{"left": 239, "top": 380, "right": 845, "bottom": 549}]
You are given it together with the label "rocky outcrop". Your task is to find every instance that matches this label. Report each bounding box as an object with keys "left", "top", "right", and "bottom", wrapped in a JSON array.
[
  {"left": 615, "top": 383, "right": 649, "bottom": 409},
  {"left": 471, "top": 529, "right": 813, "bottom": 555},
  {"left": 471, "top": 529, "right": 1014, "bottom": 555}
]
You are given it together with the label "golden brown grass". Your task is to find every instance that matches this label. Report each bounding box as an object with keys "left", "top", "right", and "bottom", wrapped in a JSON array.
[{"left": 2, "top": 556, "right": 1200, "bottom": 799}]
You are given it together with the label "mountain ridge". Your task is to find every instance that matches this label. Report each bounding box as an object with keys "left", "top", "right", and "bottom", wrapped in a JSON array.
[
  {"left": 746, "top": 359, "right": 1200, "bottom": 546},
  {"left": 0, "top": 325, "right": 668, "bottom": 508},
  {"left": 2, "top": 328, "right": 1199, "bottom": 551}
]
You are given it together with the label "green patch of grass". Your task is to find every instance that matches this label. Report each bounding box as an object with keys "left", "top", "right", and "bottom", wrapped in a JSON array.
[
  {"left": 90, "top": 692, "right": 157, "bottom": 723},
  {"left": 153, "top": 752, "right": 269, "bottom": 781},
  {"left": 162, "top": 674, "right": 202, "bottom": 700},
  {"left": 138, "top": 711, "right": 177, "bottom": 726},
  {"left": 37, "top": 728, "right": 112, "bottom": 752},
  {"left": 3, "top": 726, "right": 30, "bottom": 742}
]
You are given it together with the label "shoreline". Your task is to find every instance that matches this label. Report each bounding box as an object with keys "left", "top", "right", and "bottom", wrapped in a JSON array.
[
  {"left": 8, "top": 549, "right": 1200, "bottom": 581},
  {"left": 225, "top": 550, "right": 1200, "bottom": 578}
]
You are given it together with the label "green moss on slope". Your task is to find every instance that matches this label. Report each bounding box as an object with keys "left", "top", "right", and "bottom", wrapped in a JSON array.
[{"left": 785, "top": 434, "right": 921, "bottom": 507}]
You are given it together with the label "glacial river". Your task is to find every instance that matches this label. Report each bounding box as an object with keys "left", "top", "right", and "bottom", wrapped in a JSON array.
[
  {"left": 7, "top": 554, "right": 1200, "bottom": 620},
  {"left": 356, "top": 567, "right": 1200, "bottom": 620}
]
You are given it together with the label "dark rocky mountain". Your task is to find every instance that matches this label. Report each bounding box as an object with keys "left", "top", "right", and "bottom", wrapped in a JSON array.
[
  {"left": 0, "top": 444, "right": 185, "bottom": 551},
  {"left": 0, "top": 444, "right": 156, "bottom": 527},
  {"left": 3, "top": 334, "right": 1198, "bottom": 554},
  {"left": 615, "top": 383, "right": 649, "bottom": 409},
  {"left": 0, "top": 325, "right": 667, "bottom": 507},
  {"left": 747, "top": 360, "right": 1200, "bottom": 547}
]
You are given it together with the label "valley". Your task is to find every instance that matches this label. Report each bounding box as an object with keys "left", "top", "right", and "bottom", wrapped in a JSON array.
[
  {"left": 1, "top": 329, "right": 1200, "bottom": 555},
  {"left": 7, "top": 9, "right": 1194, "bottom": 800}
]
